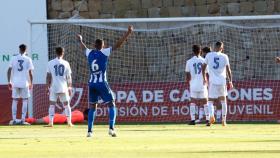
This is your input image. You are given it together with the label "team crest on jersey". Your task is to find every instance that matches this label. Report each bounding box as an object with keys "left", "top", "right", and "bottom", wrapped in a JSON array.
[{"left": 55, "top": 87, "right": 83, "bottom": 109}]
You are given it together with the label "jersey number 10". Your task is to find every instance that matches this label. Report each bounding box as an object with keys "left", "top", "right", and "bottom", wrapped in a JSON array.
[{"left": 54, "top": 65, "right": 65, "bottom": 76}]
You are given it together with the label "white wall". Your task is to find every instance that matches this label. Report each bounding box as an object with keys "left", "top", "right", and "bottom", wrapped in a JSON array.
[{"left": 0, "top": 0, "right": 47, "bottom": 84}]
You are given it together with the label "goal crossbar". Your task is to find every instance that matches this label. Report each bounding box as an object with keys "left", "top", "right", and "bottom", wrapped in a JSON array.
[{"left": 29, "top": 15, "right": 280, "bottom": 24}]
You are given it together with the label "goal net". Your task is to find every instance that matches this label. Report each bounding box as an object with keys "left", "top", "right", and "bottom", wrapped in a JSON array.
[{"left": 30, "top": 16, "right": 280, "bottom": 123}]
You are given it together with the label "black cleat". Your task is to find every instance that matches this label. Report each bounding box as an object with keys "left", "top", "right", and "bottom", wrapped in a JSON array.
[
  {"left": 188, "top": 120, "right": 196, "bottom": 125},
  {"left": 206, "top": 120, "right": 211, "bottom": 126}
]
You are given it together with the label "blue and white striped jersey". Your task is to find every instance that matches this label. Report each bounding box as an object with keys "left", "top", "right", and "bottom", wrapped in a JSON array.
[{"left": 85, "top": 48, "right": 111, "bottom": 84}]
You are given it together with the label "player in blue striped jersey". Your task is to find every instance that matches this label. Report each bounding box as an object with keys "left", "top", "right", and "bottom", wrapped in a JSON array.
[{"left": 77, "top": 26, "right": 133, "bottom": 137}]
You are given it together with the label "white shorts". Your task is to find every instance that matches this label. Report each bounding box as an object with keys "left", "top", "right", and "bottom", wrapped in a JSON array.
[
  {"left": 49, "top": 92, "right": 70, "bottom": 102},
  {"left": 12, "top": 87, "right": 30, "bottom": 99},
  {"left": 190, "top": 90, "right": 208, "bottom": 99},
  {"left": 208, "top": 84, "right": 227, "bottom": 98}
]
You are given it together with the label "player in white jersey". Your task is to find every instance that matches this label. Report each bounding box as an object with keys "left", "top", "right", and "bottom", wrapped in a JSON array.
[
  {"left": 7, "top": 44, "right": 34, "bottom": 125},
  {"left": 185, "top": 45, "right": 210, "bottom": 126},
  {"left": 46, "top": 47, "right": 73, "bottom": 127},
  {"left": 202, "top": 41, "right": 233, "bottom": 126}
]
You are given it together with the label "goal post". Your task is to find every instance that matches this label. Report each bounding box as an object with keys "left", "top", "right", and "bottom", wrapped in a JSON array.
[{"left": 30, "top": 15, "right": 280, "bottom": 123}]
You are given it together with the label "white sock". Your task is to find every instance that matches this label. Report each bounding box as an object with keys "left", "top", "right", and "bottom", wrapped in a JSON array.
[
  {"left": 48, "top": 105, "right": 55, "bottom": 125},
  {"left": 216, "top": 110, "right": 222, "bottom": 120},
  {"left": 190, "top": 103, "right": 196, "bottom": 121},
  {"left": 199, "top": 107, "right": 204, "bottom": 120},
  {"left": 21, "top": 99, "right": 28, "bottom": 121},
  {"left": 204, "top": 104, "right": 210, "bottom": 121},
  {"left": 64, "top": 104, "right": 72, "bottom": 125},
  {"left": 208, "top": 101, "right": 214, "bottom": 117},
  {"left": 12, "top": 100, "right": 18, "bottom": 121},
  {"left": 221, "top": 100, "right": 227, "bottom": 121}
]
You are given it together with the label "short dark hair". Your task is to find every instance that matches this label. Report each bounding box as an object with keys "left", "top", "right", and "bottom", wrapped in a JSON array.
[
  {"left": 55, "top": 47, "right": 64, "bottom": 56},
  {"left": 202, "top": 47, "right": 211, "bottom": 54},
  {"left": 215, "top": 41, "right": 224, "bottom": 49},
  {"left": 192, "top": 45, "right": 201, "bottom": 55},
  {"left": 95, "top": 39, "right": 104, "bottom": 50},
  {"left": 19, "top": 44, "right": 27, "bottom": 52}
]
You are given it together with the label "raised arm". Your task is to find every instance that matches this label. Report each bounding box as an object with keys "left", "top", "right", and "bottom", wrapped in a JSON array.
[
  {"left": 226, "top": 65, "right": 233, "bottom": 89},
  {"left": 112, "top": 25, "right": 133, "bottom": 51},
  {"left": 77, "top": 34, "right": 88, "bottom": 53},
  {"left": 7, "top": 67, "right": 12, "bottom": 90}
]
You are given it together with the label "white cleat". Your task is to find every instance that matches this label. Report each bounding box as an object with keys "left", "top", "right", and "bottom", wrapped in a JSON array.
[
  {"left": 109, "top": 129, "right": 117, "bottom": 137},
  {"left": 222, "top": 120, "right": 227, "bottom": 126},
  {"left": 87, "top": 132, "right": 93, "bottom": 137},
  {"left": 68, "top": 123, "right": 74, "bottom": 127},
  {"left": 45, "top": 124, "right": 54, "bottom": 127},
  {"left": 20, "top": 121, "right": 31, "bottom": 125},
  {"left": 9, "top": 120, "right": 17, "bottom": 125}
]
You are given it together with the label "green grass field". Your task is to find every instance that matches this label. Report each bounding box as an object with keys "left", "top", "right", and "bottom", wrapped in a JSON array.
[{"left": 0, "top": 124, "right": 279, "bottom": 158}]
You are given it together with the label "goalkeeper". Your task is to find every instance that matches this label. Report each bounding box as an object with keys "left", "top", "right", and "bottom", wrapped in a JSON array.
[{"left": 77, "top": 25, "right": 133, "bottom": 137}]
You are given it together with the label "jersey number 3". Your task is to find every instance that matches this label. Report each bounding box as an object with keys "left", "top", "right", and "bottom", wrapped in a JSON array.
[
  {"left": 54, "top": 65, "right": 65, "bottom": 76},
  {"left": 91, "top": 59, "right": 99, "bottom": 71},
  {"left": 17, "top": 60, "right": 24, "bottom": 71}
]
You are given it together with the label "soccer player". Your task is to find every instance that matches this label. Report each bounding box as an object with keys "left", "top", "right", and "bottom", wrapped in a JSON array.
[
  {"left": 202, "top": 46, "right": 211, "bottom": 58},
  {"left": 202, "top": 46, "right": 224, "bottom": 123},
  {"left": 7, "top": 44, "right": 34, "bottom": 125},
  {"left": 77, "top": 25, "right": 133, "bottom": 137},
  {"left": 195, "top": 46, "right": 212, "bottom": 123},
  {"left": 185, "top": 45, "right": 210, "bottom": 126},
  {"left": 46, "top": 47, "right": 73, "bottom": 127},
  {"left": 202, "top": 41, "right": 233, "bottom": 126}
]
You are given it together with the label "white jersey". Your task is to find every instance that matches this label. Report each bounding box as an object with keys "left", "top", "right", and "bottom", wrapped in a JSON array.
[
  {"left": 205, "top": 51, "right": 229, "bottom": 86},
  {"left": 47, "top": 58, "right": 72, "bottom": 93},
  {"left": 185, "top": 56, "right": 207, "bottom": 92},
  {"left": 9, "top": 53, "right": 34, "bottom": 88}
]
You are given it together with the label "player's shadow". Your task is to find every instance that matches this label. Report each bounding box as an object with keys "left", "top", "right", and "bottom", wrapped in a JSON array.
[
  {"left": 240, "top": 139, "right": 280, "bottom": 143},
  {"left": 121, "top": 128, "right": 205, "bottom": 132},
  {"left": 172, "top": 150, "right": 280, "bottom": 154},
  {"left": 0, "top": 137, "right": 28, "bottom": 140}
]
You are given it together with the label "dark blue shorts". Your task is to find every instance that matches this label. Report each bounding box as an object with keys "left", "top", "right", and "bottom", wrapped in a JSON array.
[{"left": 88, "top": 82, "right": 114, "bottom": 104}]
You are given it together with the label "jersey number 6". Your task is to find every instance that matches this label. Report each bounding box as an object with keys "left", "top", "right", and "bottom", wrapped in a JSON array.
[{"left": 91, "top": 59, "right": 99, "bottom": 71}]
